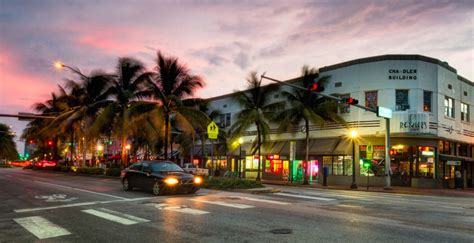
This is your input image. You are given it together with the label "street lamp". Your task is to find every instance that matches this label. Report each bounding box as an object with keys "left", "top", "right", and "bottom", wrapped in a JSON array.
[
  {"left": 350, "top": 130, "right": 358, "bottom": 189},
  {"left": 238, "top": 138, "right": 243, "bottom": 178},
  {"left": 54, "top": 61, "right": 88, "bottom": 79}
]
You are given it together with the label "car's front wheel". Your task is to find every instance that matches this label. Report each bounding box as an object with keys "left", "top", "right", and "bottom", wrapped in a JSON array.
[
  {"left": 152, "top": 181, "right": 162, "bottom": 196},
  {"left": 122, "top": 178, "right": 132, "bottom": 191}
]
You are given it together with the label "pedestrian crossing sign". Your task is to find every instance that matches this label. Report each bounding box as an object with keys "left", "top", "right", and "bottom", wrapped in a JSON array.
[{"left": 207, "top": 121, "right": 219, "bottom": 139}]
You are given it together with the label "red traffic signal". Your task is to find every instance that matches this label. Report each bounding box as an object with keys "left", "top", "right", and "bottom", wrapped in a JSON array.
[
  {"left": 341, "top": 97, "right": 359, "bottom": 105},
  {"left": 47, "top": 140, "right": 53, "bottom": 146},
  {"left": 309, "top": 83, "right": 325, "bottom": 92}
]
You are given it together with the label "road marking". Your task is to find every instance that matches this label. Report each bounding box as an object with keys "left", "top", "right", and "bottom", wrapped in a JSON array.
[
  {"left": 82, "top": 209, "right": 144, "bottom": 225},
  {"left": 191, "top": 199, "right": 254, "bottom": 209},
  {"left": 14, "top": 197, "right": 154, "bottom": 213},
  {"left": 96, "top": 208, "right": 150, "bottom": 223},
  {"left": 35, "top": 194, "right": 78, "bottom": 202},
  {"left": 5, "top": 175, "right": 12, "bottom": 178},
  {"left": 13, "top": 216, "right": 71, "bottom": 239},
  {"left": 34, "top": 180, "right": 127, "bottom": 200},
  {"left": 149, "top": 203, "right": 210, "bottom": 215},
  {"left": 227, "top": 196, "right": 290, "bottom": 205},
  {"left": 275, "top": 192, "right": 335, "bottom": 201}
]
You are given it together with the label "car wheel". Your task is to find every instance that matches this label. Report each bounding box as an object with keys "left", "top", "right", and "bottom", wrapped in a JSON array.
[
  {"left": 152, "top": 181, "right": 162, "bottom": 196},
  {"left": 122, "top": 178, "right": 132, "bottom": 191}
]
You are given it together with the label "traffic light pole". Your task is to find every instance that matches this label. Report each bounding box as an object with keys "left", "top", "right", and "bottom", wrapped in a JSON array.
[{"left": 261, "top": 74, "right": 392, "bottom": 190}]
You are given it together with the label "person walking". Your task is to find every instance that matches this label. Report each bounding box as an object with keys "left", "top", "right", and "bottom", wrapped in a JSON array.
[{"left": 455, "top": 169, "right": 462, "bottom": 190}]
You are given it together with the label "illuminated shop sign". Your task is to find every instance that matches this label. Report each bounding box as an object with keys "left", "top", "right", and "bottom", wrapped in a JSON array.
[
  {"left": 392, "top": 113, "right": 430, "bottom": 134},
  {"left": 388, "top": 69, "right": 417, "bottom": 80}
]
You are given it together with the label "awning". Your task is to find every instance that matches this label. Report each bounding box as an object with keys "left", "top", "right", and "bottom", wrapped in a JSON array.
[{"left": 439, "top": 154, "right": 474, "bottom": 162}]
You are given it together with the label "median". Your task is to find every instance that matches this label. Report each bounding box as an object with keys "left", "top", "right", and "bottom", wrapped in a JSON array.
[{"left": 201, "top": 177, "right": 264, "bottom": 190}]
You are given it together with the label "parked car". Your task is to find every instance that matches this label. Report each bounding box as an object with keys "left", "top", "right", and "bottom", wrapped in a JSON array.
[
  {"left": 182, "top": 163, "right": 209, "bottom": 176},
  {"left": 35, "top": 160, "right": 57, "bottom": 168},
  {"left": 9, "top": 160, "right": 32, "bottom": 167},
  {"left": 120, "top": 160, "right": 202, "bottom": 196}
]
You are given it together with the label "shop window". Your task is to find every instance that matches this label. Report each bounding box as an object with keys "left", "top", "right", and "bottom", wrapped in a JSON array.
[
  {"left": 461, "top": 103, "right": 469, "bottom": 122},
  {"left": 365, "top": 91, "right": 378, "bottom": 110},
  {"left": 339, "top": 94, "right": 350, "bottom": 114},
  {"left": 423, "top": 91, "right": 432, "bottom": 112},
  {"left": 322, "top": 156, "right": 333, "bottom": 175},
  {"left": 395, "top": 90, "right": 409, "bottom": 111},
  {"left": 458, "top": 144, "right": 469, "bottom": 157},
  {"left": 333, "top": 156, "right": 344, "bottom": 175},
  {"left": 344, "top": 156, "right": 353, "bottom": 176},
  {"left": 444, "top": 96, "right": 454, "bottom": 118},
  {"left": 418, "top": 146, "right": 435, "bottom": 178},
  {"left": 245, "top": 156, "right": 260, "bottom": 170}
]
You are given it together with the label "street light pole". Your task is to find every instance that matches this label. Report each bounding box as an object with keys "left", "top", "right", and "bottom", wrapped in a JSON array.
[{"left": 350, "top": 130, "right": 358, "bottom": 189}]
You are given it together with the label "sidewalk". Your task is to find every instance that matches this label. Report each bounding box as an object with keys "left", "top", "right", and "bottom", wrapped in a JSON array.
[{"left": 262, "top": 179, "right": 474, "bottom": 198}]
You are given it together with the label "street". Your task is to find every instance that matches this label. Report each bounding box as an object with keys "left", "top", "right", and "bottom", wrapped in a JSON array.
[{"left": 0, "top": 168, "right": 473, "bottom": 243}]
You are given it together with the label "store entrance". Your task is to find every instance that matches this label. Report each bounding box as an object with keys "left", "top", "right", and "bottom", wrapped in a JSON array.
[{"left": 390, "top": 145, "right": 413, "bottom": 186}]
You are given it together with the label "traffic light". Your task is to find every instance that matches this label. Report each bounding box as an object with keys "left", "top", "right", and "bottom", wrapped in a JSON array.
[
  {"left": 47, "top": 140, "right": 53, "bottom": 146},
  {"left": 341, "top": 97, "right": 359, "bottom": 105},
  {"left": 308, "top": 82, "right": 325, "bottom": 92}
]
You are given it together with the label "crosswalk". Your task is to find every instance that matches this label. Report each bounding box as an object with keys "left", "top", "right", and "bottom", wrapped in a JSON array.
[{"left": 11, "top": 193, "right": 337, "bottom": 240}]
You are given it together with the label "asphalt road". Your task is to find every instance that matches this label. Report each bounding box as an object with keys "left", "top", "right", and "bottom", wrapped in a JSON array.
[{"left": 0, "top": 168, "right": 473, "bottom": 243}]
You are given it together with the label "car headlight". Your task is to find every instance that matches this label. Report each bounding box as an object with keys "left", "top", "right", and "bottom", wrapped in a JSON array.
[
  {"left": 164, "top": 178, "right": 179, "bottom": 185},
  {"left": 194, "top": 177, "right": 203, "bottom": 184}
]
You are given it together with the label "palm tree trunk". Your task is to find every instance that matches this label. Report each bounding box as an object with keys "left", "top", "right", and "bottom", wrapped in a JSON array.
[
  {"left": 164, "top": 114, "right": 169, "bottom": 160},
  {"left": 121, "top": 136, "right": 127, "bottom": 168},
  {"left": 70, "top": 131, "right": 74, "bottom": 165},
  {"left": 82, "top": 136, "right": 87, "bottom": 167},
  {"left": 256, "top": 124, "right": 261, "bottom": 181},
  {"left": 303, "top": 119, "right": 310, "bottom": 185},
  {"left": 200, "top": 134, "right": 206, "bottom": 168}
]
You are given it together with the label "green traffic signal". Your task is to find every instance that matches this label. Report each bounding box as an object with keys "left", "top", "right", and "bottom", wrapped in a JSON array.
[{"left": 361, "top": 159, "right": 372, "bottom": 169}]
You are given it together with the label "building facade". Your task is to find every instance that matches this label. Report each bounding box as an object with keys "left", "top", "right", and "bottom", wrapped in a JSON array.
[{"left": 202, "top": 55, "right": 474, "bottom": 188}]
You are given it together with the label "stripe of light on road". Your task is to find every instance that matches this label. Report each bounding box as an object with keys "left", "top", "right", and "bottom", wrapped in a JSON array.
[
  {"left": 35, "top": 180, "right": 128, "bottom": 200},
  {"left": 13, "top": 216, "right": 71, "bottom": 239},
  {"left": 150, "top": 203, "right": 210, "bottom": 215},
  {"left": 274, "top": 192, "right": 335, "bottom": 201},
  {"left": 82, "top": 209, "right": 145, "bottom": 225},
  {"left": 191, "top": 199, "right": 254, "bottom": 209},
  {"left": 228, "top": 196, "right": 290, "bottom": 205}
]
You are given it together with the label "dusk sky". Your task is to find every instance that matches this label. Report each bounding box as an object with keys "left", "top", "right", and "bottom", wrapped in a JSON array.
[{"left": 0, "top": 0, "right": 473, "bottom": 152}]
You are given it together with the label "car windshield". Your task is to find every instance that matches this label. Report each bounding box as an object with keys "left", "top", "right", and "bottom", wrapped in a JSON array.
[
  {"left": 187, "top": 164, "right": 197, "bottom": 168},
  {"left": 150, "top": 162, "right": 184, "bottom": 172}
]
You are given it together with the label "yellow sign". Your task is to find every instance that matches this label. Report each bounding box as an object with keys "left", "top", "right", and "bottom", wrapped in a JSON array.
[
  {"left": 366, "top": 143, "right": 373, "bottom": 160},
  {"left": 207, "top": 121, "right": 219, "bottom": 139}
]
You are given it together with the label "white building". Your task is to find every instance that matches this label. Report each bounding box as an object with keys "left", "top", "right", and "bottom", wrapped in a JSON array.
[{"left": 203, "top": 55, "right": 473, "bottom": 188}]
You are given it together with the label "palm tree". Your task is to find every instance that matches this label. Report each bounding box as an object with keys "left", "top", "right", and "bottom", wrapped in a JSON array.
[
  {"left": 0, "top": 123, "right": 18, "bottom": 162},
  {"left": 274, "top": 66, "right": 345, "bottom": 184},
  {"left": 143, "top": 51, "right": 207, "bottom": 160},
  {"left": 95, "top": 57, "right": 150, "bottom": 167},
  {"left": 60, "top": 70, "right": 113, "bottom": 166},
  {"left": 230, "top": 72, "right": 281, "bottom": 181}
]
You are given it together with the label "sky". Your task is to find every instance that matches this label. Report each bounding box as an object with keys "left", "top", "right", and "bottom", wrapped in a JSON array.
[{"left": 0, "top": 0, "right": 473, "bottom": 153}]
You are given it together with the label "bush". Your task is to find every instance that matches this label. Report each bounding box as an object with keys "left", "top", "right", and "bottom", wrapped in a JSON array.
[
  {"left": 0, "top": 163, "right": 12, "bottom": 168},
  {"left": 76, "top": 167, "right": 104, "bottom": 175},
  {"left": 202, "top": 177, "right": 264, "bottom": 190},
  {"left": 60, "top": 166, "right": 71, "bottom": 172},
  {"left": 105, "top": 168, "right": 122, "bottom": 177}
]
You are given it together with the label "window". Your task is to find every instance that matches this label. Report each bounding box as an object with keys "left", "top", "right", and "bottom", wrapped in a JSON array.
[
  {"left": 151, "top": 162, "right": 184, "bottom": 172},
  {"left": 464, "top": 91, "right": 468, "bottom": 96},
  {"left": 322, "top": 156, "right": 333, "bottom": 175},
  {"left": 223, "top": 104, "right": 227, "bottom": 108},
  {"left": 219, "top": 113, "right": 231, "bottom": 128},
  {"left": 461, "top": 103, "right": 469, "bottom": 122},
  {"left": 274, "top": 94, "right": 279, "bottom": 99},
  {"left": 339, "top": 94, "right": 350, "bottom": 114},
  {"left": 131, "top": 162, "right": 142, "bottom": 171},
  {"left": 395, "top": 90, "right": 409, "bottom": 111},
  {"left": 365, "top": 91, "right": 378, "bottom": 110},
  {"left": 335, "top": 82, "right": 342, "bottom": 87},
  {"left": 444, "top": 96, "right": 454, "bottom": 118},
  {"left": 323, "top": 155, "right": 352, "bottom": 176},
  {"left": 423, "top": 91, "right": 432, "bottom": 112},
  {"left": 448, "top": 84, "right": 452, "bottom": 90}
]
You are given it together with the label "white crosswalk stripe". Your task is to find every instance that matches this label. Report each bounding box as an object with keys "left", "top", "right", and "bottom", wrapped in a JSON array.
[
  {"left": 191, "top": 199, "right": 254, "bottom": 209},
  {"left": 274, "top": 192, "right": 335, "bottom": 201},
  {"left": 149, "top": 203, "right": 210, "bottom": 215},
  {"left": 227, "top": 196, "right": 290, "bottom": 205},
  {"left": 82, "top": 209, "right": 149, "bottom": 225},
  {"left": 13, "top": 216, "right": 71, "bottom": 239}
]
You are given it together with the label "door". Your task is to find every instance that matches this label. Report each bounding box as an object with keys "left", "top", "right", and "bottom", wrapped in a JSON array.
[
  {"left": 140, "top": 162, "right": 154, "bottom": 189},
  {"left": 128, "top": 162, "right": 143, "bottom": 188}
]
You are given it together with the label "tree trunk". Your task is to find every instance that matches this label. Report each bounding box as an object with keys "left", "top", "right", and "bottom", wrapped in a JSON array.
[
  {"left": 164, "top": 114, "right": 169, "bottom": 160},
  {"left": 200, "top": 134, "right": 206, "bottom": 168},
  {"left": 121, "top": 136, "right": 127, "bottom": 168},
  {"left": 82, "top": 136, "right": 87, "bottom": 167},
  {"left": 303, "top": 119, "right": 310, "bottom": 185},
  {"left": 256, "top": 124, "right": 261, "bottom": 181},
  {"left": 70, "top": 131, "right": 74, "bottom": 165}
]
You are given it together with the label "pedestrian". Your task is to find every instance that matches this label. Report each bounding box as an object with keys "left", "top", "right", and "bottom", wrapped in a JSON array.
[{"left": 455, "top": 169, "right": 462, "bottom": 190}]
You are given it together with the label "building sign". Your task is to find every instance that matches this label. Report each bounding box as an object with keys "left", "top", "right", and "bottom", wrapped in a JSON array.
[
  {"left": 391, "top": 112, "right": 429, "bottom": 134},
  {"left": 446, "top": 161, "right": 461, "bottom": 166},
  {"left": 388, "top": 69, "right": 417, "bottom": 80}
]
